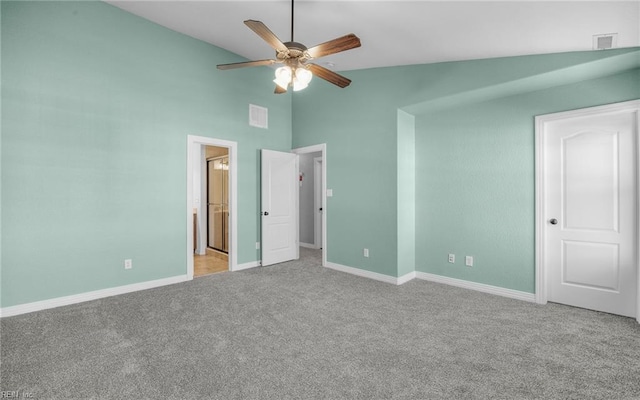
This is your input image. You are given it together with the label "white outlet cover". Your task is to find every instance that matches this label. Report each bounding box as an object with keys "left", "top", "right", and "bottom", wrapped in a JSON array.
[{"left": 465, "top": 256, "right": 473, "bottom": 267}]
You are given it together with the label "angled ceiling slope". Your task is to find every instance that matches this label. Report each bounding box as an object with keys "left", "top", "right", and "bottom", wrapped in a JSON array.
[{"left": 106, "top": 1, "right": 639, "bottom": 71}]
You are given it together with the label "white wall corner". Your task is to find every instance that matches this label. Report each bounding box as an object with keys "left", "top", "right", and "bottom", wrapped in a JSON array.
[
  {"left": 397, "top": 109, "right": 416, "bottom": 284},
  {"left": 415, "top": 272, "right": 536, "bottom": 303},
  {"left": 397, "top": 271, "right": 416, "bottom": 285}
]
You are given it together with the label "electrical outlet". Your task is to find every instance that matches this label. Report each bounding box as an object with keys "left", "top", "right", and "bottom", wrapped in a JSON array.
[
  {"left": 124, "top": 259, "right": 132, "bottom": 269},
  {"left": 465, "top": 256, "right": 473, "bottom": 267},
  {"left": 448, "top": 254, "right": 455, "bottom": 263},
  {"left": 363, "top": 248, "right": 369, "bottom": 258},
  {"left": 256, "top": 242, "right": 260, "bottom": 250}
]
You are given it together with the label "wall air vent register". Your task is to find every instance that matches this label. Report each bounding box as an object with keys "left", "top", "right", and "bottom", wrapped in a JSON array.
[
  {"left": 593, "top": 33, "right": 618, "bottom": 50},
  {"left": 249, "top": 104, "right": 268, "bottom": 129}
]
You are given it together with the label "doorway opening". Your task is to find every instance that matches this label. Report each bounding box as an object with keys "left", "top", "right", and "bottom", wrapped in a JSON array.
[
  {"left": 292, "top": 144, "right": 327, "bottom": 266},
  {"left": 195, "top": 147, "right": 229, "bottom": 277},
  {"left": 187, "top": 135, "right": 238, "bottom": 279}
]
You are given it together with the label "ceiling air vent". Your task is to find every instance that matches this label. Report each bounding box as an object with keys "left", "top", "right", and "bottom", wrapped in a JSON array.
[
  {"left": 593, "top": 33, "right": 618, "bottom": 50},
  {"left": 249, "top": 104, "right": 268, "bottom": 129}
]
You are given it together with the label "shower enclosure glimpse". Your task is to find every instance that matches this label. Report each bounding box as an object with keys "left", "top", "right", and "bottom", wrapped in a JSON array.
[{"left": 207, "top": 156, "right": 229, "bottom": 253}]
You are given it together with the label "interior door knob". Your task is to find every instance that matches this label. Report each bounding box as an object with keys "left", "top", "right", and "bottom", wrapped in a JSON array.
[
  {"left": 549, "top": 218, "right": 558, "bottom": 225},
  {"left": 263, "top": 211, "right": 269, "bottom": 216}
]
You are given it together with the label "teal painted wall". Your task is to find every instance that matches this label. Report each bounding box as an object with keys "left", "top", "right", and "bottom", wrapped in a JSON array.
[
  {"left": 293, "top": 48, "right": 640, "bottom": 284},
  {"left": 0, "top": 1, "right": 3, "bottom": 304},
  {"left": 2, "top": 0, "right": 639, "bottom": 308},
  {"left": 1, "top": 1, "right": 292, "bottom": 307},
  {"left": 291, "top": 70, "right": 411, "bottom": 277},
  {"left": 416, "top": 68, "right": 640, "bottom": 293}
]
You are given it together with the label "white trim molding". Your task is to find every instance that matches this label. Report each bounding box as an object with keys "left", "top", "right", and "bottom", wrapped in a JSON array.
[
  {"left": 187, "top": 135, "right": 238, "bottom": 278},
  {"left": 325, "top": 262, "right": 414, "bottom": 285},
  {"left": 397, "top": 271, "right": 416, "bottom": 285},
  {"left": 0, "top": 275, "right": 189, "bottom": 318},
  {"left": 415, "top": 272, "right": 536, "bottom": 303},
  {"left": 234, "top": 261, "right": 261, "bottom": 271}
]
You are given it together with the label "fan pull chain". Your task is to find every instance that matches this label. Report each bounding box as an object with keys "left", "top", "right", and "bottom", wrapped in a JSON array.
[{"left": 291, "top": 0, "right": 294, "bottom": 42}]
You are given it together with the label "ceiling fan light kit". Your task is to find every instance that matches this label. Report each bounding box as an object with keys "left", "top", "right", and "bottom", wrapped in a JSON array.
[
  {"left": 273, "top": 66, "right": 313, "bottom": 92},
  {"left": 217, "top": 0, "right": 361, "bottom": 94}
]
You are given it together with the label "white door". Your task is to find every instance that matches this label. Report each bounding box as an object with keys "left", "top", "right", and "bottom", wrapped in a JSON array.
[
  {"left": 261, "top": 149, "right": 299, "bottom": 266},
  {"left": 543, "top": 108, "right": 638, "bottom": 317}
]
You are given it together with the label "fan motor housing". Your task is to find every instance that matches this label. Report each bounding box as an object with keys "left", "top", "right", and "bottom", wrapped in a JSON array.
[{"left": 281, "top": 41, "right": 308, "bottom": 58}]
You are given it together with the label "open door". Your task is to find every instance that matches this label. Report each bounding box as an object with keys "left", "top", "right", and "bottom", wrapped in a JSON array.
[{"left": 261, "top": 149, "right": 299, "bottom": 266}]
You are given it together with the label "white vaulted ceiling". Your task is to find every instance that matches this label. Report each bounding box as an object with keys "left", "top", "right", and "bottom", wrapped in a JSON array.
[{"left": 105, "top": 1, "right": 640, "bottom": 71}]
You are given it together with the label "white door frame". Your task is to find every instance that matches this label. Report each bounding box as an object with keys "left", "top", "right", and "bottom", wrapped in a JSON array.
[
  {"left": 534, "top": 100, "right": 640, "bottom": 323},
  {"left": 187, "top": 135, "right": 238, "bottom": 278},
  {"left": 313, "top": 157, "right": 323, "bottom": 250},
  {"left": 292, "top": 144, "right": 327, "bottom": 267}
]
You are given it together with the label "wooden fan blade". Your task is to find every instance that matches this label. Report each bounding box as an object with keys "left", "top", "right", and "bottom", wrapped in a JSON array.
[
  {"left": 274, "top": 85, "right": 287, "bottom": 94},
  {"left": 306, "top": 34, "right": 361, "bottom": 59},
  {"left": 244, "top": 20, "right": 288, "bottom": 52},
  {"left": 217, "top": 59, "right": 275, "bottom": 70},
  {"left": 307, "top": 64, "right": 351, "bottom": 88}
]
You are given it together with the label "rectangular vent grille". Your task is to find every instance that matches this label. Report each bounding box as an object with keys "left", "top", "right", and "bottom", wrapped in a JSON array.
[
  {"left": 249, "top": 104, "right": 268, "bottom": 129},
  {"left": 593, "top": 33, "right": 618, "bottom": 50}
]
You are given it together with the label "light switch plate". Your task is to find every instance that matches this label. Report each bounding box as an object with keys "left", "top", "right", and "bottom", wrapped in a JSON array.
[{"left": 326, "top": 189, "right": 333, "bottom": 197}]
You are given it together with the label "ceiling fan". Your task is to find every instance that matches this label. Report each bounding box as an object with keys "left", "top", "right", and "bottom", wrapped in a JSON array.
[{"left": 216, "top": 0, "right": 361, "bottom": 94}]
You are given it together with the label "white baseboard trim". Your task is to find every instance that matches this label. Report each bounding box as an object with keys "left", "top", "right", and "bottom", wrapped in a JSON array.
[
  {"left": 233, "top": 261, "right": 260, "bottom": 271},
  {"left": 397, "top": 271, "right": 416, "bottom": 285},
  {"left": 415, "top": 272, "right": 536, "bottom": 303},
  {"left": 325, "top": 262, "right": 412, "bottom": 285},
  {"left": 299, "top": 242, "right": 319, "bottom": 249},
  {"left": 0, "top": 275, "right": 190, "bottom": 318}
]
